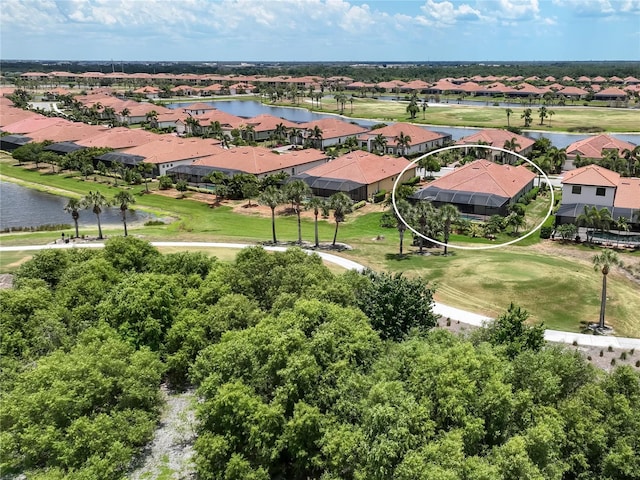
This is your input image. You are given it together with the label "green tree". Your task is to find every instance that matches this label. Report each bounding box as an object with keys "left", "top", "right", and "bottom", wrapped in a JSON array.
[
  {"left": 419, "top": 156, "right": 441, "bottom": 178},
  {"left": 284, "top": 180, "right": 311, "bottom": 245},
  {"left": 521, "top": 108, "right": 533, "bottom": 127},
  {"left": 306, "top": 197, "right": 325, "bottom": 248},
  {"left": 413, "top": 200, "right": 436, "bottom": 254},
  {"left": 394, "top": 199, "right": 413, "bottom": 256},
  {"left": 356, "top": 271, "right": 437, "bottom": 340},
  {"left": 592, "top": 249, "right": 622, "bottom": 330},
  {"left": 439, "top": 203, "right": 460, "bottom": 255},
  {"left": 113, "top": 190, "right": 136, "bottom": 237},
  {"left": 372, "top": 133, "right": 388, "bottom": 154},
  {"left": 82, "top": 190, "right": 110, "bottom": 240},
  {"left": 64, "top": 197, "right": 82, "bottom": 238},
  {"left": 329, "top": 192, "right": 353, "bottom": 246},
  {"left": 505, "top": 108, "right": 513, "bottom": 127},
  {"left": 406, "top": 98, "right": 419, "bottom": 119},
  {"left": 137, "top": 162, "right": 154, "bottom": 193},
  {"left": 482, "top": 303, "right": 545, "bottom": 359},
  {"left": 394, "top": 131, "right": 412, "bottom": 156},
  {"left": 259, "top": 186, "right": 284, "bottom": 244},
  {"left": 538, "top": 105, "right": 548, "bottom": 125}
]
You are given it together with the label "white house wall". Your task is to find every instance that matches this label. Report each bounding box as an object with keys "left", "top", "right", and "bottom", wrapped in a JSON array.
[{"left": 561, "top": 184, "right": 615, "bottom": 207}]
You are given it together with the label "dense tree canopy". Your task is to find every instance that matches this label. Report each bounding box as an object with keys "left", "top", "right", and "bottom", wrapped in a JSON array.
[{"left": 1, "top": 238, "right": 638, "bottom": 479}]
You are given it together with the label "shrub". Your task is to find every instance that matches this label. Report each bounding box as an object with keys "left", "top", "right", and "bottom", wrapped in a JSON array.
[
  {"left": 611, "top": 358, "right": 616, "bottom": 366},
  {"left": 158, "top": 175, "right": 173, "bottom": 190},
  {"left": 620, "top": 352, "right": 628, "bottom": 360},
  {"left": 600, "top": 350, "right": 604, "bottom": 357},
  {"left": 636, "top": 360, "right": 640, "bottom": 367},
  {"left": 608, "top": 345, "right": 614, "bottom": 352},
  {"left": 373, "top": 190, "right": 387, "bottom": 203},
  {"left": 402, "top": 176, "right": 421, "bottom": 186},
  {"left": 540, "top": 226, "right": 553, "bottom": 239},
  {"left": 352, "top": 200, "right": 366, "bottom": 210}
]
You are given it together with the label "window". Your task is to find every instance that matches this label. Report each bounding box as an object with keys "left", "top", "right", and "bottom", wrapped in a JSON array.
[
  {"left": 571, "top": 185, "right": 582, "bottom": 194},
  {"left": 596, "top": 187, "right": 606, "bottom": 196}
]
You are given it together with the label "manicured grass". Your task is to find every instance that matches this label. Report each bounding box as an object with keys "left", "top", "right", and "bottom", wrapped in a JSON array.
[
  {"left": 2, "top": 159, "right": 639, "bottom": 337},
  {"left": 307, "top": 97, "right": 640, "bottom": 132}
]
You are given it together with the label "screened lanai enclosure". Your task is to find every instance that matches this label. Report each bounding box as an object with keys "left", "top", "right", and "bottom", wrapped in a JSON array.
[
  {"left": 411, "top": 186, "right": 511, "bottom": 216},
  {"left": 166, "top": 165, "right": 242, "bottom": 184},
  {"left": 291, "top": 174, "right": 368, "bottom": 201},
  {"left": 94, "top": 152, "right": 146, "bottom": 169}
]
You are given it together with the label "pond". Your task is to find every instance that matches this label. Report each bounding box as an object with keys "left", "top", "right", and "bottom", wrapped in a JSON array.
[
  {"left": 0, "top": 181, "right": 155, "bottom": 231},
  {"left": 166, "top": 100, "right": 639, "bottom": 148}
]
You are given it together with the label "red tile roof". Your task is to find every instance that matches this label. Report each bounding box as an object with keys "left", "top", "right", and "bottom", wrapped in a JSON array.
[
  {"left": 427, "top": 160, "right": 535, "bottom": 198},
  {"left": 456, "top": 129, "right": 535, "bottom": 151},
  {"left": 0, "top": 108, "right": 40, "bottom": 128},
  {"left": 562, "top": 164, "right": 621, "bottom": 188},
  {"left": 359, "top": 122, "right": 448, "bottom": 145},
  {"left": 1, "top": 116, "right": 69, "bottom": 134},
  {"left": 123, "top": 135, "right": 222, "bottom": 164},
  {"left": 75, "top": 127, "right": 159, "bottom": 149},
  {"left": 298, "top": 118, "right": 368, "bottom": 140},
  {"left": 301, "top": 151, "right": 411, "bottom": 185},
  {"left": 594, "top": 87, "right": 628, "bottom": 97},
  {"left": 242, "top": 114, "right": 299, "bottom": 133},
  {"left": 27, "top": 122, "right": 109, "bottom": 143},
  {"left": 193, "top": 146, "right": 327, "bottom": 175},
  {"left": 565, "top": 134, "right": 636, "bottom": 159},
  {"left": 614, "top": 178, "right": 640, "bottom": 209}
]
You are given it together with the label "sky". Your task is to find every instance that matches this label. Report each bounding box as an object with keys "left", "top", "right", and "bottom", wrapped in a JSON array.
[{"left": 1, "top": 0, "right": 639, "bottom": 62}]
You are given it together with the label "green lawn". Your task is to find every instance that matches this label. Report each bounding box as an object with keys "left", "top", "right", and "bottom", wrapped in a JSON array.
[
  {"left": 2, "top": 157, "right": 639, "bottom": 337},
  {"left": 306, "top": 97, "right": 640, "bottom": 132}
]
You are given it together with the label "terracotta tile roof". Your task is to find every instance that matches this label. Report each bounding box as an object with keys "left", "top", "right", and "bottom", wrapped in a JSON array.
[
  {"left": 301, "top": 151, "right": 411, "bottom": 185},
  {"left": 377, "top": 80, "right": 406, "bottom": 90},
  {"left": 123, "top": 135, "right": 222, "bottom": 164},
  {"left": 425, "top": 160, "right": 535, "bottom": 198},
  {"left": 577, "top": 76, "right": 591, "bottom": 83},
  {"left": 242, "top": 114, "right": 299, "bottom": 132},
  {"left": 594, "top": 87, "right": 628, "bottom": 97},
  {"left": 614, "top": 178, "right": 640, "bottom": 209},
  {"left": 592, "top": 76, "right": 607, "bottom": 83},
  {"left": 562, "top": 76, "right": 575, "bottom": 82},
  {"left": 0, "top": 108, "right": 40, "bottom": 128},
  {"left": 182, "top": 103, "right": 217, "bottom": 111},
  {"left": 565, "top": 134, "right": 636, "bottom": 159},
  {"left": 359, "top": 122, "right": 448, "bottom": 145},
  {"left": 562, "top": 164, "right": 621, "bottom": 187},
  {"left": 590, "top": 84, "right": 602, "bottom": 92},
  {"left": 456, "top": 129, "right": 535, "bottom": 151},
  {"left": 75, "top": 127, "right": 159, "bottom": 149},
  {"left": 558, "top": 86, "right": 588, "bottom": 96},
  {"left": 190, "top": 110, "right": 245, "bottom": 128},
  {"left": 26, "top": 122, "right": 108, "bottom": 143},
  {"left": 1, "top": 116, "right": 69, "bottom": 134},
  {"left": 403, "top": 80, "right": 431, "bottom": 90},
  {"left": 193, "top": 146, "right": 327, "bottom": 175},
  {"left": 298, "top": 118, "right": 368, "bottom": 140},
  {"left": 624, "top": 76, "right": 640, "bottom": 84}
]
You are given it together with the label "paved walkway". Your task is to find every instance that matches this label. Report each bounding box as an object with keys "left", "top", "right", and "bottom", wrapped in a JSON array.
[{"left": 2, "top": 241, "right": 639, "bottom": 349}]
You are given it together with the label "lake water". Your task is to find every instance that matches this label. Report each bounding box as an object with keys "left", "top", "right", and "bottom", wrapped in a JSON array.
[
  {"left": 0, "top": 181, "right": 154, "bottom": 231},
  {"left": 167, "top": 100, "right": 639, "bottom": 148}
]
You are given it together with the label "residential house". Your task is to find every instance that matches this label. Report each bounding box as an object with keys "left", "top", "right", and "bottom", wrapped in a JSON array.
[
  {"left": 412, "top": 160, "right": 536, "bottom": 216},
  {"left": 359, "top": 123, "right": 451, "bottom": 156},
  {"left": 292, "top": 151, "right": 413, "bottom": 201},
  {"left": 564, "top": 134, "right": 637, "bottom": 170},
  {"left": 456, "top": 129, "right": 535, "bottom": 163},
  {"left": 297, "top": 118, "right": 368, "bottom": 149}
]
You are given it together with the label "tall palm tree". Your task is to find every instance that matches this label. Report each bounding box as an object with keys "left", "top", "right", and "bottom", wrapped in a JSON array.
[
  {"left": 329, "top": 192, "right": 353, "bottom": 247},
  {"left": 372, "top": 134, "right": 388, "bottom": 154},
  {"left": 310, "top": 125, "right": 323, "bottom": 149},
  {"left": 521, "top": 108, "right": 532, "bottom": 127},
  {"left": 284, "top": 180, "right": 311, "bottom": 244},
  {"left": 145, "top": 110, "right": 158, "bottom": 128},
  {"left": 547, "top": 147, "right": 567, "bottom": 174},
  {"left": 64, "top": 197, "right": 82, "bottom": 238},
  {"left": 306, "top": 197, "right": 325, "bottom": 247},
  {"left": 505, "top": 108, "right": 513, "bottom": 127},
  {"left": 439, "top": 203, "right": 460, "bottom": 255},
  {"left": 113, "top": 190, "right": 136, "bottom": 237},
  {"left": 616, "top": 216, "right": 629, "bottom": 248},
  {"left": 138, "top": 162, "right": 155, "bottom": 193},
  {"left": 82, "top": 190, "right": 110, "bottom": 240},
  {"left": 259, "top": 186, "right": 283, "bottom": 244},
  {"left": 274, "top": 122, "right": 288, "bottom": 144},
  {"left": 413, "top": 200, "right": 436, "bottom": 254},
  {"left": 538, "top": 105, "right": 548, "bottom": 125},
  {"left": 394, "top": 199, "right": 413, "bottom": 256},
  {"left": 592, "top": 249, "right": 622, "bottom": 329},
  {"left": 503, "top": 137, "right": 521, "bottom": 164},
  {"left": 394, "top": 132, "right": 412, "bottom": 157},
  {"left": 120, "top": 107, "right": 130, "bottom": 125}
]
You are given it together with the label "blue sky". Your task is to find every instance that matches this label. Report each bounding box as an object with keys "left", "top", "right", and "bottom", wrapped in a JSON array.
[{"left": 2, "top": 0, "right": 639, "bottom": 62}]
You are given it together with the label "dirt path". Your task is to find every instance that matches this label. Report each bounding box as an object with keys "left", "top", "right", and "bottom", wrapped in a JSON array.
[{"left": 129, "top": 386, "right": 197, "bottom": 480}]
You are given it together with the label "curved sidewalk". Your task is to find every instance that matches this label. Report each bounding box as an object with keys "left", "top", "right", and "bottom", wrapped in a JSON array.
[{"left": 2, "top": 241, "right": 639, "bottom": 349}]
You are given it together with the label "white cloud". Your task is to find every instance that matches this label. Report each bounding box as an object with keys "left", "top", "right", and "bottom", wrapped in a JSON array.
[
  {"left": 419, "top": 0, "right": 485, "bottom": 26},
  {"left": 551, "top": 0, "right": 616, "bottom": 15}
]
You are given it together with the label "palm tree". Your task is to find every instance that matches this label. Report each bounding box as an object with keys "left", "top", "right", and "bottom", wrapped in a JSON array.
[
  {"left": 306, "top": 197, "right": 325, "bottom": 248},
  {"left": 547, "top": 110, "right": 555, "bottom": 127},
  {"left": 406, "top": 98, "right": 419, "bottom": 119},
  {"left": 439, "top": 203, "right": 460, "bottom": 255},
  {"left": 289, "top": 127, "right": 302, "bottom": 146},
  {"left": 414, "top": 200, "right": 436, "bottom": 254},
  {"left": 285, "top": 180, "right": 311, "bottom": 244},
  {"left": 309, "top": 125, "right": 323, "bottom": 149},
  {"left": 616, "top": 216, "right": 629, "bottom": 248},
  {"left": 82, "top": 190, "right": 110, "bottom": 240},
  {"left": 329, "top": 192, "right": 353, "bottom": 247},
  {"left": 395, "top": 199, "right": 413, "bottom": 256},
  {"left": 259, "top": 186, "right": 283, "bottom": 244},
  {"left": 120, "top": 107, "right": 130, "bottom": 125},
  {"left": 138, "top": 162, "right": 154, "bottom": 193},
  {"left": 274, "top": 122, "right": 288, "bottom": 144},
  {"left": 372, "top": 133, "right": 388, "bottom": 154},
  {"left": 521, "top": 108, "right": 532, "bottom": 127},
  {"left": 343, "top": 136, "right": 358, "bottom": 152},
  {"left": 538, "top": 105, "right": 548, "bottom": 125},
  {"left": 185, "top": 116, "right": 201, "bottom": 136},
  {"left": 505, "top": 108, "right": 513, "bottom": 127},
  {"left": 145, "top": 110, "right": 158, "bottom": 128},
  {"left": 547, "top": 147, "right": 567, "bottom": 174},
  {"left": 64, "top": 198, "right": 82, "bottom": 238},
  {"left": 503, "top": 137, "right": 521, "bottom": 164},
  {"left": 394, "top": 132, "right": 412, "bottom": 157},
  {"left": 592, "top": 249, "right": 622, "bottom": 329},
  {"left": 113, "top": 190, "right": 136, "bottom": 237}
]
